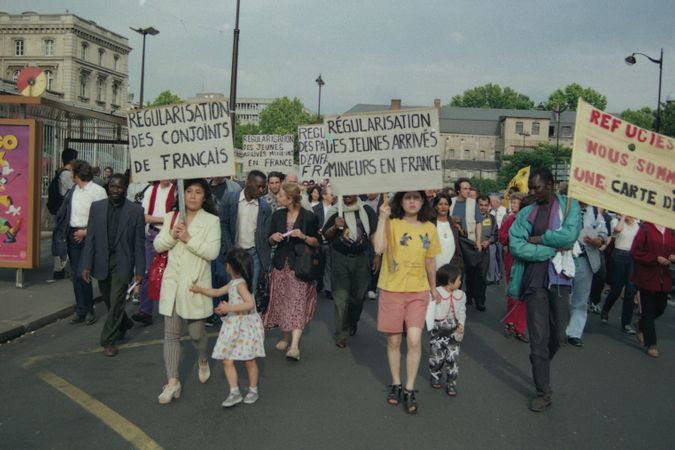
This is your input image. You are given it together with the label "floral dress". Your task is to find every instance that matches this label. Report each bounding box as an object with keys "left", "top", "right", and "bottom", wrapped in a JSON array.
[{"left": 212, "top": 278, "right": 266, "bottom": 361}]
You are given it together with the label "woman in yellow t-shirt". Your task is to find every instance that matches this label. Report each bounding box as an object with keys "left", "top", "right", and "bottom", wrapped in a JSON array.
[{"left": 373, "top": 191, "right": 441, "bottom": 414}]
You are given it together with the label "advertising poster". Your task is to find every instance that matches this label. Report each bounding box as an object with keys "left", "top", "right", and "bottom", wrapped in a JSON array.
[{"left": 0, "top": 119, "right": 40, "bottom": 268}]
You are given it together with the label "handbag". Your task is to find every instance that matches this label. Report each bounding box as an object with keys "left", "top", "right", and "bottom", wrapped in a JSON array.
[
  {"left": 147, "top": 212, "right": 178, "bottom": 301},
  {"left": 294, "top": 242, "right": 322, "bottom": 282},
  {"left": 459, "top": 236, "right": 482, "bottom": 268}
]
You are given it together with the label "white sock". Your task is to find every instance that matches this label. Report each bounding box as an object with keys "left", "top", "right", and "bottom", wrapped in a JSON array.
[
  {"left": 249, "top": 386, "right": 258, "bottom": 393},
  {"left": 230, "top": 387, "right": 240, "bottom": 395}
]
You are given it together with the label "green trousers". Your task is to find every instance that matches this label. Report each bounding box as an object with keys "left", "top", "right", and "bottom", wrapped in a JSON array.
[
  {"left": 331, "top": 250, "right": 371, "bottom": 341},
  {"left": 99, "top": 254, "right": 133, "bottom": 347}
]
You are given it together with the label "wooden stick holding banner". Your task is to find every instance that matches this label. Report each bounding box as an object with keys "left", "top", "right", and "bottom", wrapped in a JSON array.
[
  {"left": 177, "top": 179, "right": 186, "bottom": 223},
  {"left": 337, "top": 195, "right": 344, "bottom": 229}
]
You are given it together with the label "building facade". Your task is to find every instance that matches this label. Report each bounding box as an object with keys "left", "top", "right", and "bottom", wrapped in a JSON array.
[
  {"left": 188, "top": 93, "right": 276, "bottom": 125},
  {"left": 345, "top": 99, "right": 576, "bottom": 185},
  {"left": 0, "top": 11, "right": 131, "bottom": 113}
]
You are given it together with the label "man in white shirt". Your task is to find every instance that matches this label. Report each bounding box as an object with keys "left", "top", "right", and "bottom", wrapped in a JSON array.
[{"left": 65, "top": 160, "right": 107, "bottom": 324}]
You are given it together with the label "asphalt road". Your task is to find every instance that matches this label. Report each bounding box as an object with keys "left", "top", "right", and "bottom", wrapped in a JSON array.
[{"left": 1, "top": 285, "right": 673, "bottom": 450}]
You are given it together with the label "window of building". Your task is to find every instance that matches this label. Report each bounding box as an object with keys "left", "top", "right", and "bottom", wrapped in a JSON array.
[
  {"left": 532, "top": 121, "right": 540, "bottom": 135},
  {"left": 448, "top": 148, "right": 455, "bottom": 158},
  {"left": 80, "top": 74, "right": 88, "bottom": 98},
  {"left": 112, "top": 83, "right": 119, "bottom": 105},
  {"left": 495, "top": 150, "right": 501, "bottom": 161},
  {"left": 44, "top": 39, "right": 54, "bottom": 56},
  {"left": 464, "top": 149, "right": 471, "bottom": 160},
  {"left": 561, "top": 125, "right": 572, "bottom": 137},
  {"left": 81, "top": 43, "right": 88, "bottom": 60},
  {"left": 12, "top": 70, "right": 20, "bottom": 82},
  {"left": 515, "top": 121, "right": 524, "bottom": 134},
  {"left": 96, "top": 78, "right": 104, "bottom": 102},
  {"left": 479, "top": 150, "right": 486, "bottom": 160},
  {"left": 15, "top": 40, "right": 24, "bottom": 56},
  {"left": 45, "top": 70, "right": 54, "bottom": 90},
  {"left": 98, "top": 49, "right": 104, "bottom": 66},
  {"left": 113, "top": 55, "right": 119, "bottom": 71},
  {"left": 548, "top": 125, "right": 555, "bottom": 137}
]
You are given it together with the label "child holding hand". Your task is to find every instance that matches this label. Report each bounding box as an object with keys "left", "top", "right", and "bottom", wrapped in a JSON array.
[
  {"left": 427, "top": 264, "right": 466, "bottom": 396},
  {"left": 190, "top": 248, "right": 265, "bottom": 407}
]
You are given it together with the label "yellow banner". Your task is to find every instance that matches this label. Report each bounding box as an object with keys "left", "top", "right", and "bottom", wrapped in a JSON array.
[
  {"left": 569, "top": 99, "right": 675, "bottom": 228},
  {"left": 503, "top": 165, "right": 530, "bottom": 206}
]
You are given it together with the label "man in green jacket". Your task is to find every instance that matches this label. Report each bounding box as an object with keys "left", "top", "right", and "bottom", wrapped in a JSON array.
[{"left": 508, "top": 168, "right": 581, "bottom": 412}]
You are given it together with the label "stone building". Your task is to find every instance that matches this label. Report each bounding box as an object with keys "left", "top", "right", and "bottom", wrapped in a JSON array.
[
  {"left": 187, "top": 93, "right": 275, "bottom": 125},
  {"left": 345, "top": 99, "right": 576, "bottom": 185},
  {"left": 0, "top": 11, "right": 131, "bottom": 113}
]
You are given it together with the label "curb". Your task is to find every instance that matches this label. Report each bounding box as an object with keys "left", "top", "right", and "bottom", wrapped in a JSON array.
[{"left": 0, "top": 305, "right": 75, "bottom": 344}]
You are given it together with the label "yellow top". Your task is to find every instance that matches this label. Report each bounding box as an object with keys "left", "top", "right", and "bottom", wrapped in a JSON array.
[{"left": 378, "top": 219, "right": 441, "bottom": 292}]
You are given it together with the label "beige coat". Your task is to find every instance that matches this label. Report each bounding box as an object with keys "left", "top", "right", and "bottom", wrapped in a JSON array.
[{"left": 154, "top": 209, "right": 221, "bottom": 319}]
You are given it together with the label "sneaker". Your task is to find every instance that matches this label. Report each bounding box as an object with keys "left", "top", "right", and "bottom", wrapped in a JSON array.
[
  {"left": 588, "top": 303, "right": 601, "bottom": 314},
  {"left": 567, "top": 336, "right": 583, "bottom": 347},
  {"left": 85, "top": 312, "right": 97, "bottom": 325},
  {"left": 222, "top": 390, "right": 243, "bottom": 408},
  {"left": 622, "top": 325, "right": 636, "bottom": 335},
  {"left": 600, "top": 311, "right": 608, "bottom": 324},
  {"left": 69, "top": 313, "right": 85, "bottom": 324},
  {"left": 367, "top": 290, "right": 377, "bottom": 300},
  {"left": 529, "top": 394, "right": 552, "bottom": 412},
  {"left": 243, "top": 389, "right": 259, "bottom": 404},
  {"left": 130, "top": 291, "right": 140, "bottom": 304}
]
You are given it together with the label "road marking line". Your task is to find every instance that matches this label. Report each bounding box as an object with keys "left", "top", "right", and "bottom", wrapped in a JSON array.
[{"left": 36, "top": 369, "right": 163, "bottom": 450}]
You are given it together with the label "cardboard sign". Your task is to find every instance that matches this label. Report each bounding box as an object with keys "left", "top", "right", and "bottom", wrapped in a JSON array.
[
  {"left": 127, "top": 101, "right": 235, "bottom": 182},
  {"left": 298, "top": 124, "right": 330, "bottom": 182},
  {"left": 569, "top": 99, "right": 675, "bottom": 228},
  {"left": 323, "top": 108, "right": 443, "bottom": 195},
  {"left": 241, "top": 134, "right": 294, "bottom": 174}
]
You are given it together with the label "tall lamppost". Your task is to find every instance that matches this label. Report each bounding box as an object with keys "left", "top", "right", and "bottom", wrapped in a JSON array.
[
  {"left": 315, "top": 74, "right": 324, "bottom": 122},
  {"left": 625, "top": 48, "right": 663, "bottom": 132},
  {"left": 229, "top": 0, "right": 242, "bottom": 139},
  {"left": 552, "top": 103, "right": 567, "bottom": 180},
  {"left": 130, "top": 26, "right": 159, "bottom": 108}
]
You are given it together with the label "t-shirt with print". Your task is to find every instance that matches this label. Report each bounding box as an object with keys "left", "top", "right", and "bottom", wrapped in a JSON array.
[{"left": 378, "top": 219, "right": 441, "bottom": 292}]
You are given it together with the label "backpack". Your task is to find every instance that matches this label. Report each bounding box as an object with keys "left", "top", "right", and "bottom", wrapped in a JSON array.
[{"left": 47, "top": 169, "right": 66, "bottom": 215}]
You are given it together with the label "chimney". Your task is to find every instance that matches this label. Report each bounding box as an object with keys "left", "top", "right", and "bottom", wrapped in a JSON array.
[
  {"left": 390, "top": 99, "right": 401, "bottom": 110},
  {"left": 434, "top": 98, "right": 441, "bottom": 113}
]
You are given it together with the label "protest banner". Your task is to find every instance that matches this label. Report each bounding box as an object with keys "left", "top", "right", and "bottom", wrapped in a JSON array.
[
  {"left": 298, "top": 124, "right": 330, "bottom": 182},
  {"left": 241, "top": 134, "right": 294, "bottom": 174},
  {"left": 0, "top": 119, "right": 41, "bottom": 269},
  {"left": 127, "top": 101, "right": 235, "bottom": 183},
  {"left": 323, "top": 108, "right": 443, "bottom": 195},
  {"left": 569, "top": 99, "right": 675, "bottom": 228}
]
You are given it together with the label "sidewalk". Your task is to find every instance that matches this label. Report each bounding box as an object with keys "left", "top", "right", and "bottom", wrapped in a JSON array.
[{"left": 0, "top": 239, "right": 99, "bottom": 343}]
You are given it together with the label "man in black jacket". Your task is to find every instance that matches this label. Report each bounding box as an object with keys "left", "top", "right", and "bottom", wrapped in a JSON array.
[{"left": 82, "top": 174, "right": 145, "bottom": 356}]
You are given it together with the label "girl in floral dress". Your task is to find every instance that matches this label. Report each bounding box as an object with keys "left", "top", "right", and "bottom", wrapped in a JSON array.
[{"left": 191, "top": 248, "right": 265, "bottom": 407}]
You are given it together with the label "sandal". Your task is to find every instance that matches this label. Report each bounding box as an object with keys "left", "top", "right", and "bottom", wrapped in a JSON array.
[
  {"left": 275, "top": 340, "right": 289, "bottom": 352},
  {"left": 430, "top": 378, "right": 441, "bottom": 389},
  {"left": 386, "top": 384, "right": 402, "bottom": 405},
  {"left": 503, "top": 323, "right": 515, "bottom": 338},
  {"left": 515, "top": 333, "right": 530, "bottom": 343},
  {"left": 403, "top": 389, "right": 418, "bottom": 414},
  {"left": 445, "top": 384, "right": 457, "bottom": 397}
]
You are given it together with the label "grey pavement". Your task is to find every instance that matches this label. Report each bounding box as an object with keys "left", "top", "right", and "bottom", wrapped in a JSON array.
[{"left": 0, "top": 275, "right": 673, "bottom": 449}]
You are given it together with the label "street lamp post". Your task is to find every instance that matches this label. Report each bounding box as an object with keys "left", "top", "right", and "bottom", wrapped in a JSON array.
[
  {"left": 625, "top": 48, "right": 663, "bottom": 132},
  {"left": 130, "top": 26, "right": 159, "bottom": 108},
  {"left": 229, "top": 0, "right": 242, "bottom": 139},
  {"left": 315, "top": 74, "right": 324, "bottom": 122}
]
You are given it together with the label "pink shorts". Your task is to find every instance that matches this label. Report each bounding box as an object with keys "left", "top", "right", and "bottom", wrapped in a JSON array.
[{"left": 377, "top": 290, "right": 428, "bottom": 333}]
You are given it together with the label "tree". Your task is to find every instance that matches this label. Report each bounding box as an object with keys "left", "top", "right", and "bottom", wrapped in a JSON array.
[
  {"left": 469, "top": 177, "right": 500, "bottom": 195},
  {"left": 660, "top": 101, "right": 675, "bottom": 137},
  {"left": 497, "top": 143, "right": 571, "bottom": 187},
  {"left": 150, "top": 90, "right": 183, "bottom": 106},
  {"left": 258, "top": 97, "right": 311, "bottom": 136},
  {"left": 544, "top": 83, "right": 607, "bottom": 111},
  {"left": 450, "top": 83, "right": 534, "bottom": 109},
  {"left": 621, "top": 107, "right": 655, "bottom": 131},
  {"left": 234, "top": 120, "right": 260, "bottom": 149}
]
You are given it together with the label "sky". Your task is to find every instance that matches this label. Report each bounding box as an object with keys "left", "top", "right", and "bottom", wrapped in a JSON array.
[{"left": 6, "top": 0, "right": 675, "bottom": 114}]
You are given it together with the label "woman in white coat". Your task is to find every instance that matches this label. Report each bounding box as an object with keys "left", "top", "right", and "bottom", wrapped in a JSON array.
[{"left": 154, "top": 179, "right": 221, "bottom": 404}]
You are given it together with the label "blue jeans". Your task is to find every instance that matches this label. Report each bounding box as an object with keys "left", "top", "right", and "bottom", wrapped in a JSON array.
[
  {"left": 138, "top": 228, "right": 158, "bottom": 316},
  {"left": 246, "top": 247, "right": 261, "bottom": 297},
  {"left": 601, "top": 250, "right": 635, "bottom": 326},
  {"left": 67, "top": 231, "right": 94, "bottom": 317},
  {"left": 566, "top": 255, "right": 593, "bottom": 339}
]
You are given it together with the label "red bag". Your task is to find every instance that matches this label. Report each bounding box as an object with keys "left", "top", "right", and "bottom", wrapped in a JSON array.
[{"left": 148, "top": 212, "right": 178, "bottom": 301}]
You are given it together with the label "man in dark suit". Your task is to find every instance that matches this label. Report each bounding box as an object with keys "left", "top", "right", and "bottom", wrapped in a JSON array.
[
  {"left": 82, "top": 174, "right": 145, "bottom": 356},
  {"left": 219, "top": 170, "right": 271, "bottom": 295}
]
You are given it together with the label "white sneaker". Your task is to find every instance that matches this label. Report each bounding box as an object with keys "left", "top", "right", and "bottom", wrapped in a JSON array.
[
  {"left": 622, "top": 325, "right": 637, "bottom": 335},
  {"left": 198, "top": 362, "right": 210, "bottom": 384},
  {"left": 222, "top": 390, "right": 243, "bottom": 408},
  {"left": 244, "top": 389, "right": 259, "bottom": 404},
  {"left": 367, "top": 290, "right": 377, "bottom": 300}
]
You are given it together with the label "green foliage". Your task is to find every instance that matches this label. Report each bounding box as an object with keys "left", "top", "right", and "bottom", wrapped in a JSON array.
[
  {"left": 544, "top": 83, "right": 607, "bottom": 111},
  {"left": 660, "top": 101, "right": 675, "bottom": 137},
  {"left": 233, "top": 120, "right": 260, "bottom": 149},
  {"left": 258, "top": 97, "right": 311, "bottom": 135},
  {"left": 150, "top": 90, "right": 183, "bottom": 107},
  {"left": 497, "top": 143, "right": 571, "bottom": 187},
  {"left": 450, "top": 83, "right": 534, "bottom": 110},
  {"left": 469, "top": 177, "right": 500, "bottom": 195},
  {"left": 621, "top": 107, "right": 655, "bottom": 130}
]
